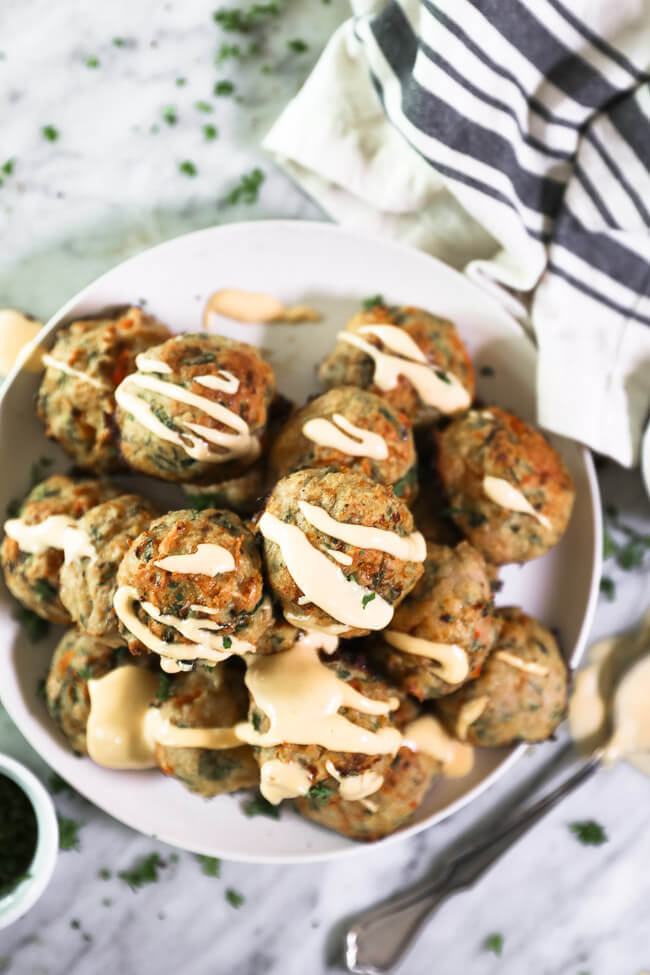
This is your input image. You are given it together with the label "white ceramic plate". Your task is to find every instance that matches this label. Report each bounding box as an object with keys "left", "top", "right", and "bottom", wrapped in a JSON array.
[{"left": 0, "top": 221, "right": 601, "bottom": 862}]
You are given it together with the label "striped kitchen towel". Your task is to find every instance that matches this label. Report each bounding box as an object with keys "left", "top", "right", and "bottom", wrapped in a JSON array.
[{"left": 265, "top": 0, "right": 650, "bottom": 467}]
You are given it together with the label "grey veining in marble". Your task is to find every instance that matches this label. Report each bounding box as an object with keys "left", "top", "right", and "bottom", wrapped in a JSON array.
[{"left": 1, "top": 3, "right": 650, "bottom": 974}]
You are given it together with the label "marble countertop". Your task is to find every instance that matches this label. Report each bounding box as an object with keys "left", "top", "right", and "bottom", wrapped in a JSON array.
[{"left": 1, "top": 2, "right": 650, "bottom": 973}]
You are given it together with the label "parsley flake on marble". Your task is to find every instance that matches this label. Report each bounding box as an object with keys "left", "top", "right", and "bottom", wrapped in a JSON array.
[
  {"left": 179, "top": 160, "right": 197, "bottom": 177},
  {"left": 225, "top": 888, "right": 244, "bottom": 908},
  {"left": 162, "top": 105, "right": 178, "bottom": 126},
  {"left": 287, "top": 38, "right": 308, "bottom": 53},
  {"left": 58, "top": 815, "right": 81, "bottom": 851},
  {"left": 194, "top": 100, "right": 213, "bottom": 113},
  {"left": 482, "top": 932, "right": 504, "bottom": 956},
  {"left": 86, "top": 56, "right": 100, "bottom": 68},
  {"left": 224, "top": 167, "right": 265, "bottom": 205},
  {"left": 196, "top": 854, "right": 221, "bottom": 877},
  {"left": 214, "top": 79, "right": 235, "bottom": 95},
  {"left": 118, "top": 852, "right": 163, "bottom": 889},
  {"left": 42, "top": 125, "right": 59, "bottom": 142},
  {"left": 569, "top": 820, "right": 608, "bottom": 846},
  {"left": 599, "top": 576, "right": 615, "bottom": 600},
  {"left": 203, "top": 124, "right": 218, "bottom": 141}
]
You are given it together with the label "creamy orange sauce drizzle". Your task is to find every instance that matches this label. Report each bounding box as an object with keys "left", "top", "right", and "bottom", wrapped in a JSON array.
[
  {"left": 282, "top": 611, "right": 346, "bottom": 642},
  {"left": 259, "top": 512, "right": 393, "bottom": 630},
  {"left": 338, "top": 323, "right": 471, "bottom": 413},
  {"left": 494, "top": 649, "right": 550, "bottom": 677},
  {"left": 297, "top": 501, "right": 426, "bottom": 562},
  {"left": 63, "top": 525, "right": 96, "bottom": 564},
  {"left": 456, "top": 696, "right": 489, "bottom": 741},
  {"left": 327, "top": 549, "right": 353, "bottom": 566},
  {"left": 86, "top": 667, "right": 160, "bottom": 769},
  {"left": 259, "top": 760, "right": 313, "bottom": 804},
  {"left": 113, "top": 585, "right": 257, "bottom": 671},
  {"left": 4, "top": 514, "right": 77, "bottom": 554},
  {"left": 41, "top": 353, "right": 106, "bottom": 390},
  {"left": 482, "top": 476, "right": 551, "bottom": 530},
  {"left": 115, "top": 370, "right": 258, "bottom": 464},
  {"left": 236, "top": 632, "right": 402, "bottom": 755},
  {"left": 154, "top": 543, "right": 235, "bottom": 576},
  {"left": 0, "top": 310, "right": 43, "bottom": 374},
  {"left": 144, "top": 709, "right": 241, "bottom": 750},
  {"left": 324, "top": 760, "right": 384, "bottom": 801},
  {"left": 402, "top": 715, "right": 474, "bottom": 777},
  {"left": 302, "top": 413, "right": 389, "bottom": 461},
  {"left": 383, "top": 631, "right": 469, "bottom": 684},
  {"left": 203, "top": 288, "right": 321, "bottom": 327}
]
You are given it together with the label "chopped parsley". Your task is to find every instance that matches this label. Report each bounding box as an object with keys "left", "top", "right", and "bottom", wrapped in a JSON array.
[
  {"left": 217, "top": 43, "right": 242, "bottom": 62},
  {"left": 48, "top": 772, "right": 75, "bottom": 796},
  {"left": 30, "top": 455, "right": 53, "bottom": 487},
  {"left": 155, "top": 674, "right": 173, "bottom": 701},
  {"left": 569, "top": 820, "right": 607, "bottom": 846},
  {"left": 118, "top": 852, "right": 163, "bottom": 889},
  {"left": 194, "top": 100, "right": 213, "bottom": 113},
  {"left": 102, "top": 897, "right": 113, "bottom": 907},
  {"left": 214, "top": 79, "right": 235, "bottom": 95},
  {"left": 14, "top": 605, "right": 50, "bottom": 642},
  {"left": 179, "top": 160, "right": 197, "bottom": 177},
  {"left": 306, "top": 782, "right": 335, "bottom": 806},
  {"left": 195, "top": 854, "right": 221, "bottom": 877},
  {"left": 176, "top": 76, "right": 187, "bottom": 86},
  {"left": 479, "top": 365, "right": 495, "bottom": 377},
  {"left": 434, "top": 369, "right": 451, "bottom": 384},
  {"left": 225, "top": 888, "right": 244, "bottom": 908},
  {"left": 224, "top": 167, "right": 265, "bottom": 205},
  {"left": 362, "top": 294, "right": 384, "bottom": 310},
  {"left": 35, "top": 578, "right": 57, "bottom": 601},
  {"left": 70, "top": 919, "right": 80, "bottom": 930},
  {"left": 162, "top": 105, "right": 178, "bottom": 126},
  {"left": 244, "top": 794, "right": 280, "bottom": 819},
  {"left": 203, "top": 124, "right": 218, "bottom": 140},
  {"left": 482, "top": 933, "right": 504, "bottom": 956},
  {"left": 601, "top": 506, "right": 650, "bottom": 575},
  {"left": 1, "top": 159, "right": 14, "bottom": 176},
  {"left": 42, "top": 125, "right": 59, "bottom": 142},
  {"left": 599, "top": 576, "right": 615, "bottom": 600},
  {"left": 222, "top": 636, "right": 232, "bottom": 649},
  {"left": 603, "top": 532, "right": 617, "bottom": 559},
  {"left": 86, "top": 56, "right": 100, "bottom": 68},
  {"left": 98, "top": 868, "right": 111, "bottom": 880},
  {"left": 58, "top": 815, "right": 81, "bottom": 851},
  {"left": 361, "top": 592, "right": 376, "bottom": 610},
  {"left": 213, "top": 3, "right": 279, "bottom": 32},
  {"left": 113, "top": 37, "right": 126, "bottom": 47},
  {"left": 287, "top": 38, "right": 308, "bottom": 53}
]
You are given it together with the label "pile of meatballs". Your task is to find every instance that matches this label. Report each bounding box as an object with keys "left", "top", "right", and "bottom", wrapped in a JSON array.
[{"left": 1, "top": 301, "right": 575, "bottom": 842}]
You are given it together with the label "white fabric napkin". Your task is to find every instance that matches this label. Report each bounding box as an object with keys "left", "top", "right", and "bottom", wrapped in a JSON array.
[{"left": 265, "top": 0, "right": 650, "bottom": 466}]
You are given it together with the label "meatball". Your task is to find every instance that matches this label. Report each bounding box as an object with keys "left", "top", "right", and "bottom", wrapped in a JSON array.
[
  {"left": 2, "top": 474, "right": 120, "bottom": 624},
  {"left": 260, "top": 468, "right": 425, "bottom": 638},
  {"left": 59, "top": 493, "right": 157, "bottom": 645},
  {"left": 115, "top": 508, "right": 272, "bottom": 671},
  {"left": 45, "top": 628, "right": 129, "bottom": 754},
  {"left": 182, "top": 460, "right": 266, "bottom": 516},
  {"left": 244, "top": 642, "right": 403, "bottom": 802},
  {"left": 318, "top": 302, "right": 474, "bottom": 428},
  {"left": 153, "top": 664, "right": 259, "bottom": 797},
  {"left": 36, "top": 307, "right": 171, "bottom": 471},
  {"left": 437, "top": 408, "right": 575, "bottom": 565},
  {"left": 115, "top": 332, "right": 275, "bottom": 484},
  {"left": 295, "top": 696, "right": 439, "bottom": 840},
  {"left": 269, "top": 387, "right": 418, "bottom": 501},
  {"left": 369, "top": 541, "right": 500, "bottom": 700},
  {"left": 436, "top": 608, "right": 568, "bottom": 746}
]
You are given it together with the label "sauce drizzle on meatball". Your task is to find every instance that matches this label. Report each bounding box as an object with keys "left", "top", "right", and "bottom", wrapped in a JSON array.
[{"left": 302, "top": 413, "right": 389, "bottom": 461}]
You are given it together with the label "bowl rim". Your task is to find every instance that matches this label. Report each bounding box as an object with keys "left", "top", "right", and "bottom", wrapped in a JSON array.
[{"left": 0, "top": 754, "right": 58, "bottom": 928}]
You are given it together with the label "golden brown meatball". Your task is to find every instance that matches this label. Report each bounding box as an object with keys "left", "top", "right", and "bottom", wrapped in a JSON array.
[
  {"left": 153, "top": 664, "right": 259, "bottom": 797},
  {"left": 36, "top": 307, "right": 171, "bottom": 471},
  {"left": 269, "top": 387, "right": 418, "bottom": 501},
  {"left": 59, "top": 494, "right": 157, "bottom": 646},
  {"left": 437, "top": 408, "right": 575, "bottom": 565},
  {"left": 370, "top": 541, "right": 500, "bottom": 700},
  {"left": 295, "top": 695, "right": 439, "bottom": 840},
  {"left": 115, "top": 508, "right": 272, "bottom": 670},
  {"left": 115, "top": 333, "right": 275, "bottom": 484},
  {"left": 318, "top": 302, "right": 474, "bottom": 428},
  {"left": 260, "top": 468, "right": 425, "bottom": 638},
  {"left": 2, "top": 474, "right": 120, "bottom": 624},
  {"left": 436, "top": 608, "right": 568, "bottom": 746},
  {"left": 45, "top": 629, "right": 128, "bottom": 754}
]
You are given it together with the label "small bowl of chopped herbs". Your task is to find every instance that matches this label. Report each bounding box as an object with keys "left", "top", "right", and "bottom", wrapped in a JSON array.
[{"left": 0, "top": 753, "right": 58, "bottom": 928}]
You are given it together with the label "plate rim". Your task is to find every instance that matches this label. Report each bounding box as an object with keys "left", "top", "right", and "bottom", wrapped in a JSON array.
[{"left": 0, "top": 219, "right": 602, "bottom": 862}]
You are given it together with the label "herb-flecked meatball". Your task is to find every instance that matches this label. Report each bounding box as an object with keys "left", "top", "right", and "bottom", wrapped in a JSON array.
[
  {"left": 318, "top": 302, "right": 474, "bottom": 427},
  {"left": 295, "top": 697, "right": 440, "bottom": 840},
  {"left": 36, "top": 307, "right": 171, "bottom": 471},
  {"left": 436, "top": 608, "right": 568, "bottom": 746},
  {"left": 115, "top": 333, "right": 275, "bottom": 484},
  {"left": 2, "top": 474, "right": 120, "bottom": 624},
  {"left": 60, "top": 493, "right": 157, "bottom": 645},
  {"left": 45, "top": 628, "right": 130, "bottom": 754},
  {"left": 249, "top": 645, "right": 402, "bottom": 798},
  {"left": 370, "top": 541, "right": 501, "bottom": 700},
  {"left": 153, "top": 664, "right": 259, "bottom": 797},
  {"left": 260, "top": 468, "right": 425, "bottom": 638},
  {"left": 115, "top": 508, "right": 272, "bottom": 669},
  {"left": 182, "top": 460, "right": 266, "bottom": 516},
  {"left": 269, "top": 387, "right": 418, "bottom": 501},
  {"left": 437, "top": 408, "right": 575, "bottom": 565}
]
